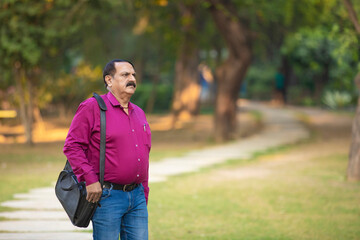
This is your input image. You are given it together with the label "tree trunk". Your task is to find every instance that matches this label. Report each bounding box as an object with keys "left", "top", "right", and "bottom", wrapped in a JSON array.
[
  {"left": 281, "top": 56, "right": 291, "bottom": 104},
  {"left": 348, "top": 72, "right": 360, "bottom": 180},
  {"left": 342, "top": 0, "right": 360, "bottom": 180},
  {"left": 33, "top": 105, "right": 45, "bottom": 134},
  {"left": 26, "top": 76, "right": 34, "bottom": 141},
  {"left": 214, "top": 59, "right": 247, "bottom": 141},
  {"left": 171, "top": 3, "right": 201, "bottom": 126},
  {"left": 14, "top": 64, "right": 33, "bottom": 145},
  {"left": 207, "top": 0, "right": 252, "bottom": 142},
  {"left": 343, "top": 0, "right": 360, "bottom": 33},
  {"left": 171, "top": 47, "right": 200, "bottom": 122},
  {"left": 314, "top": 62, "right": 330, "bottom": 104}
]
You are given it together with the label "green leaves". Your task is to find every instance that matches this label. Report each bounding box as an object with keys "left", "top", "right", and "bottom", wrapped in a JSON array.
[
  {"left": 323, "top": 90, "right": 353, "bottom": 109},
  {"left": 0, "top": 0, "right": 85, "bottom": 69},
  {"left": 282, "top": 25, "right": 358, "bottom": 91}
]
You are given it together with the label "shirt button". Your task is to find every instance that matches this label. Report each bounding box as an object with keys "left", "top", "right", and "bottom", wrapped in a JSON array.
[
  {"left": 135, "top": 144, "right": 138, "bottom": 147},
  {"left": 132, "top": 129, "right": 134, "bottom": 132},
  {"left": 138, "top": 158, "right": 140, "bottom": 162},
  {"left": 137, "top": 174, "right": 139, "bottom": 177}
]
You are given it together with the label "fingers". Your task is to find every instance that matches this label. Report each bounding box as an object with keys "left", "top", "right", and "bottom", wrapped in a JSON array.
[
  {"left": 86, "top": 182, "right": 102, "bottom": 203},
  {"left": 87, "top": 192, "right": 102, "bottom": 203}
]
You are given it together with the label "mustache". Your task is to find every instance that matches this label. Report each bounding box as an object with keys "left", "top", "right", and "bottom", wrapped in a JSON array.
[{"left": 126, "top": 81, "right": 136, "bottom": 88}]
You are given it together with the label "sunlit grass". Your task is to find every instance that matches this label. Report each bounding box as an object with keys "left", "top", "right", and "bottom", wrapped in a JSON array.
[
  {"left": 0, "top": 143, "right": 65, "bottom": 209},
  {"left": 0, "top": 110, "right": 358, "bottom": 239},
  {"left": 148, "top": 153, "right": 360, "bottom": 240},
  {"left": 150, "top": 147, "right": 198, "bottom": 162},
  {"left": 0, "top": 142, "right": 210, "bottom": 206}
]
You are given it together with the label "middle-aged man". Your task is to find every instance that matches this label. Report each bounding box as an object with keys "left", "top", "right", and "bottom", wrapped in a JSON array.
[{"left": 63, "top": 59, "right": 151, "bottom": 240}]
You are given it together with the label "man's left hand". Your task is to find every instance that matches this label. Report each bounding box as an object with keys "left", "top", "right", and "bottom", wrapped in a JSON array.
[{"left": 86, "top": 181, "right": 102, "bottom": 203}]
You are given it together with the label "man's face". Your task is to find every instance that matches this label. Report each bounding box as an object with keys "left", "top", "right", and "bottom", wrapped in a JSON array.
[{"left": 107, "top": 62, "right": 137, "bottom": 97}]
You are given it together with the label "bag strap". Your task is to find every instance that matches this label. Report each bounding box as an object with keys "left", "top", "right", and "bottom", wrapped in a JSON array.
[{"left": 93, "top": 92, "right": 107, "bottom": 187}]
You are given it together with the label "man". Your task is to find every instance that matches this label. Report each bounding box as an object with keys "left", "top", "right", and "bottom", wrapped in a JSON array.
[{"left": 63, "top": 59, "right": 151, "bottom": 240}]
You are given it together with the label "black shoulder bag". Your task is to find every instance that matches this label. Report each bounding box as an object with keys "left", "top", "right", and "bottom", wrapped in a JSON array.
[{"left": 55, "top": 92, "right": 107, "bottom": 228}]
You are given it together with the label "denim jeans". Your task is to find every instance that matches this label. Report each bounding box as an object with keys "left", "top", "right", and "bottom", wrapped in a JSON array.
[{"left": 92, "top": 184, "right": 148, "bottom": 240}]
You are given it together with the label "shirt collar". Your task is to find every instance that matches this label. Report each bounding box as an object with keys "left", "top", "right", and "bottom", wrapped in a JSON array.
[{"left": 106, "top": 91, "right": 134, "bottom": 111}]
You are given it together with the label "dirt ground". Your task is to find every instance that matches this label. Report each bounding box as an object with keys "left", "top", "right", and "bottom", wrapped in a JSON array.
[
  {"left": 212, "top": 107, "right": 354, "bottom": 180},
  {"left": 0, "top": 110, "right": 260, "bottom": 149},
  {"left": 0, "top": 104, "right": 353, "bottom": 167},
  {"left": 149, "top": 110, "right": 260, "bottom": 149}
]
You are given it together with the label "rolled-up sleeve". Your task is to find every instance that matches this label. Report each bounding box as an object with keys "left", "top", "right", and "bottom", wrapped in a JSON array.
[{"left": 63, "top": 101, "right": 98, "bottom": 186}]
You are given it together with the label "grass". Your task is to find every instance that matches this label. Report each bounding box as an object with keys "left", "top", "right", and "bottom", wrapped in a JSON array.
[
  {"left": 0, "top": 140, "right": 211, "bottom": 209},
  {"left": 0, "top": 142, "right": 65, "bottom": 210},
  {"left": 150, "top": 147, "right": 197, "bottom": 162},
  {"left": 148, "top": 153, "right": 360, "bottom": 240},
  {"left": 0, "top": 110, "right": 358, "bottom": 239}
]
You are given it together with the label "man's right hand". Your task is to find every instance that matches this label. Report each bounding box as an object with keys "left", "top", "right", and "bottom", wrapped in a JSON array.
[{"left": 86, "top": 181, "right": 102, "bottom": 203}]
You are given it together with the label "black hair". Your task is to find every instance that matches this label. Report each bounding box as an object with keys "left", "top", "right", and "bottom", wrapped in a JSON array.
[{"left": 103, "top": 59, "right": 135, "bottom": 87}]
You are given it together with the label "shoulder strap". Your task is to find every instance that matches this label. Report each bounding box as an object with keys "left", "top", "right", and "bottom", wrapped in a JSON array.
[{"left": 93, "top": 93, "right": 107, "bottom": 187}]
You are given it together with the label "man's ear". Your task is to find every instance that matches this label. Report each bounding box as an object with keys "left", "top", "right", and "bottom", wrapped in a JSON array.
[{"left": 105, "top": 75, "right": 112, "bottom": 86}]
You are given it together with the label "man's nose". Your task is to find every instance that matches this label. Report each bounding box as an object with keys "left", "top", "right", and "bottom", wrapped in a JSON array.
[{"left": 130, "top": 74, "right": 136, "bottom": 81}]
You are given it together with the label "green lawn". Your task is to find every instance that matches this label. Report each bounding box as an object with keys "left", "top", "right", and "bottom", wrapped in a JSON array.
[
  {"left": 150, "top": 147, "right": 197, "bottom": 162},
  {"left": 148, "top": 153, "right": 360, "bottom": 240},
  {"left": 1, "top": 121, "right": 359, "bottom": 239},
  {"left": 0, "top": 143, "right": 65, "bottom": 208},
  {"left": 0, "top": 142, "right": 205, "bottom": 206}
]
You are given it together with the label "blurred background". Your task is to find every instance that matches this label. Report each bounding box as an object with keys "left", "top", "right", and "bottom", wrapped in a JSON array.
[
  {"left": 0, "top": 0, "right": 360, "bottom": 239},
  {"left": 0, "top": 0, "right": 359, "bottom": 145}
]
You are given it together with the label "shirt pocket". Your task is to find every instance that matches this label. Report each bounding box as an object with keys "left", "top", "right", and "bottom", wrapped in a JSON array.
[{"left": 142, "top": 122, "right": 151, "bottom": 149}]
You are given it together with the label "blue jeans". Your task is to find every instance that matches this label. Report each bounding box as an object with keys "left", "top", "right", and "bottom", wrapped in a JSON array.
[{"left": 92, "top": 184, "right": 148, "bottom": 240}]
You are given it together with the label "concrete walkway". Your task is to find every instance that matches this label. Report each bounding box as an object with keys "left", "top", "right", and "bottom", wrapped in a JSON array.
[{"left": 0, "top": 102, "right": 310, "bottom": 240}]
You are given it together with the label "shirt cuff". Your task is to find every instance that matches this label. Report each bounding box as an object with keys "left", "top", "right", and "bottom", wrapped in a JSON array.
[{"left": 83, "top": 172, "right": 99, "bottom": 186}]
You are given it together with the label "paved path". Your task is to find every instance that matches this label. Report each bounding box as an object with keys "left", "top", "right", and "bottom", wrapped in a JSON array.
[{"left": 0, "top": 102, "right": 310, "bottom": 240}]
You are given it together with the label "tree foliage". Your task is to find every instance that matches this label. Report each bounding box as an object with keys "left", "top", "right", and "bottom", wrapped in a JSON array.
[
  {"left": 0, "top": 0, "right": 359, "bottom": 143},
  {"left": 0, "top": 0, "right": 86, "bottom": 144}
]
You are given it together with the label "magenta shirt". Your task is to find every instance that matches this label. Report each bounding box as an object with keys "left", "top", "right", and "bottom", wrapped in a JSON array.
[{"left": 63, "top": 92, "right": 151, "bottom": 202}]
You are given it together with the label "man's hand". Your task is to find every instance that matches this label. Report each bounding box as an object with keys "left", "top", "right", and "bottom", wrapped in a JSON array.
[{"left": 86, "top": 181, "right": 102, "bottom": 203}]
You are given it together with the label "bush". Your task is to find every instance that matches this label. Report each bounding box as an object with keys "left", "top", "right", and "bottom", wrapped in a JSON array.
[
  {"left": 154, "top": 84, "right": 174, "bottom": 111},
  {"left": 244, "top": 64, "right": 277, "bottom": 100},
  {"left": 131, "top": 84, "right": 173, "bottom": 113},
  {"left": 322, "top": 90, "right": 352, "bottom": 110}
]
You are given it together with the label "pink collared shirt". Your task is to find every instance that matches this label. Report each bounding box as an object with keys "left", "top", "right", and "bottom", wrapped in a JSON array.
[{"left": 63, "top": 92, "right": 151, "bottom": 202}]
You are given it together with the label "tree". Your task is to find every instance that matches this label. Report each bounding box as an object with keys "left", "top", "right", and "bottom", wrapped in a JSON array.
[
  {"left": 0, "top": 0, "right": 88, "bottom": 145},
  {"left": 171, "top": 1, "right": 203, "bottom": 125},
  {"left": 130, "top": 1, "right": 207, "bottom": 122},
  {"left": 206, "top": 0, "right": 252, "bottom": 142},
  {"left": 343, "top": 0, "right": 360, "bottom": 181},
  {"left": 281, "top": 27, "right": 356, "bottom": 104},
  {"left": 205, "top": 0, "right": 346, "bottom": 141}
]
